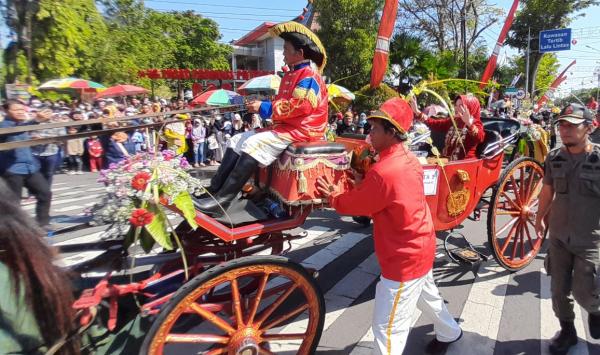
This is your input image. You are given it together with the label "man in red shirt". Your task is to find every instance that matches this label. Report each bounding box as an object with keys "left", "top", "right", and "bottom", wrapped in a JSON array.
[{"left": 317, "top": 98, "right": 462, "bottom": 354}]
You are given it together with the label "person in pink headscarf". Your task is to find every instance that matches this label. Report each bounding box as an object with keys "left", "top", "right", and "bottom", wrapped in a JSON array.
[{"left": 411, "top": 94, "right": 485, "bottom": 160}]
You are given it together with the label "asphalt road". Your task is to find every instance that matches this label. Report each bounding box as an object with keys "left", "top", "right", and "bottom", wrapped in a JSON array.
[{"left": 30, "top": 164, "right": 600, "bottom": 355}]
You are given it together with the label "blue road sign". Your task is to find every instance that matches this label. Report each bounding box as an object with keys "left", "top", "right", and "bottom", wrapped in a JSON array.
[{"left": 539, "top": 28, "right": 571, "bottom": 53}]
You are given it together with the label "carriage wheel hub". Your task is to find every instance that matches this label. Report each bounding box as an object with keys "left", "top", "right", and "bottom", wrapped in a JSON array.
[
  {"left": 230, "top": 328, "right": 259, "bottom": 355},
  {"left": 520, "top": 206, "right": 533, "bottom": 219}
]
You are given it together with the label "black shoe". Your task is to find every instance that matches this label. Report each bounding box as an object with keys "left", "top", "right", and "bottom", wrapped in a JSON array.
[
  {"left": 549, "top": 321, "right": 577, "bottom": 355},
  {"left": 589, "top": 313, "right": 600, "bottom": 339},
  {"left": 203, "top": 148, "right": 239, "bottom": 195},
  {"left": 195, "top": 153, "right": 259, "bottom": 216},
  {"left": 425, "top": 329, "right": 462, "bottom": 354}
]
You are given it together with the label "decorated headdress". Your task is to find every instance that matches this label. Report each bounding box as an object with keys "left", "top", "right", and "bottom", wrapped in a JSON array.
[
  {"left": 368, "top": 98, "right": 413, "bottom": 134},
  {"left": 269, "top": 21, "right": 327, "bottom": 73}
]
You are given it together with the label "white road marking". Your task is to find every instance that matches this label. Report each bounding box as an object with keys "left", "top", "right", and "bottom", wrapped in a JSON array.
[
  {"left": 540, "top": 267, "right": 589, "bottom": 355},
  {"left": 22, "top": 194, "right": 102, "bottom": 210},
  {"left": 53, "top": 202, "right": 96, "bottom": 213},
  {"left": 445, "top": 264, "right": 511, "bottom": 355}
]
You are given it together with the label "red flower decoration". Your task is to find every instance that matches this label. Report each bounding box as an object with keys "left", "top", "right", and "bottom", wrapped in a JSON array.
[
  {"left": 129, "top": 208, "right": 154, "bottom": 227},
  {"left": 131, "top": 172, "right": 151, "bottom": 191}
]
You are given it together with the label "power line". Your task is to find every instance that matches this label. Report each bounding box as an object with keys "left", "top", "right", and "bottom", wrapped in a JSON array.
[
  {"left": 150, "top": 8, "right": 291, "bottom": 18},
  {"left": 144, "top": 0, "right": 301, "bottom": 13},
  {"left": 153, "top": 9, "right": 288, "bottom": 22}
]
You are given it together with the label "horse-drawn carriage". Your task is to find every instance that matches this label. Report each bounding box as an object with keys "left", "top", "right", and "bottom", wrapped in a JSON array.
[{"left": 0, "top": 108, "right": 546, "bottom": 354}]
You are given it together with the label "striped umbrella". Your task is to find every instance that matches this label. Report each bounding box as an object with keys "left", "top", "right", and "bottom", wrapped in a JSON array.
[
  {"left": 38, "top": 77, "right": 106, "bottom": 92},
  {"left": 190, "top": 89, "right": 244, "bottom": 106},
  {"left": 237, "top": 74, "right": 281, "bottom": 95},
  {"left": 95, "top": 84, "right": 149, "bottom": 99}
]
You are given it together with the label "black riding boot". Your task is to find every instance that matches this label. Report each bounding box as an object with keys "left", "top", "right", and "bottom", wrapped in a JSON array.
[
  {"left": 204, "top": 148, "right": 239, "bottom": 195},
  {"left": 589, "top": 313, "right": 600, "bottom": 339},
  {"left": 549, "top": 321, "right": 577, "bottom": 355},
  {"left": 196, "top": 153, "right": 259, "bottom": 216}
]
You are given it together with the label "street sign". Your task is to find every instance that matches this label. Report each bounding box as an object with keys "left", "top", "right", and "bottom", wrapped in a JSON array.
[
  {"left": 505, "top": 87, "right": 518, "bottom": 96},
  {"left": 516, "top": 89, "right": 526, "bottom": 100},
  {"left": 5, "top": 84, "right": 31, "bottom": 101},
  {"left": 539, "top": 28, "right": 572, "bottom": 53}
]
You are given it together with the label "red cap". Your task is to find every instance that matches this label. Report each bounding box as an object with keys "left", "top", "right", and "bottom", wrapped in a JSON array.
[
  {"left": 368, "top": 97, "right": 413, "bottom": 134},
  {"left": 336, "top": 112, "right": 343, "bottom": 119}
]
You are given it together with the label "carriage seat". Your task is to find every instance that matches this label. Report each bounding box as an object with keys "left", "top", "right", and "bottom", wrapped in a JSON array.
[
  {"left": 286, "top": 141, "right": 347, "bottom": 155},
  {"left": 476, "top": 129, "right": 503, "bottom": 158},
  {"left": 482, "top": 119, "right": 520, "bottom": 139}
]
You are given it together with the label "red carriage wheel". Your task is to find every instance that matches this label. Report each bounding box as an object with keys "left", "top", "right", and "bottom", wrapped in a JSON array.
[
  {"left": 487, "top": 157, "right": 546, "bottom": 271},
  {"left": 140, "top": 256, "right": 324, "bottom": 355}
]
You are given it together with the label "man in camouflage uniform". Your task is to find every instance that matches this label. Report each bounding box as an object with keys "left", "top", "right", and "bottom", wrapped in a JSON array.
[{"left": 535, "top": 103, "right": 600, "bottom": 355}]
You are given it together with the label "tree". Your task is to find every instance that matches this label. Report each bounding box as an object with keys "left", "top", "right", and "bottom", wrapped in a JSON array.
[
  {"left": 396, "top": 0, "right": 501, "bottom": 61},
  {"left": 32, "top": 0, "right": 107, "bottom": 81},
  {"left": 2, "top": 0, "right": 40, "bottom": 83},
  {"left": 506, "top": 0, "right": 598, "bottom": 97},
  {"left": 313, "top": 0, "right": 384, "bottom": 91}
]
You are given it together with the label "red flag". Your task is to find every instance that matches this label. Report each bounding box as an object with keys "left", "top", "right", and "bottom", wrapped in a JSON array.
[
  {"left": 536, "top": 60, "right": 576, "bottom": 110},
  {"left": 479, "top": 0, "right": 520, "bottom": 89},
  {"left": 370, "top": 0, "right": 398, "bottom": 88}
]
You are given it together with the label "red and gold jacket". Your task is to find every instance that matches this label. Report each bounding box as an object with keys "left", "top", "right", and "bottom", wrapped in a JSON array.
[
  {"left": 259, "top": 62, "right": 328, "bottom": 142},
  {"left": 328, "top": 143, "right": 436, "bottom": 282}
]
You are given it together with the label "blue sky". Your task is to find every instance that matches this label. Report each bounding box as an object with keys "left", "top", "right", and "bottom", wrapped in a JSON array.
[
  {"left": 144, "top": 0, "right": 600, "bottom": 92},
  {"left": 3, "top": 0, "right": 599, "bottom": 92}
]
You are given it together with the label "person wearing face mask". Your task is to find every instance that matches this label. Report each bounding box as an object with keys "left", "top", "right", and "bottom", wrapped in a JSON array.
[
  {"left": 535, "top": 103, "right": 600, "bottom": 355},
  {"left": 0, "top": 100, "right": 52, "bottom": 229},
  {"left": 410, "top": 94, "right": 485, "bottom": 161}
]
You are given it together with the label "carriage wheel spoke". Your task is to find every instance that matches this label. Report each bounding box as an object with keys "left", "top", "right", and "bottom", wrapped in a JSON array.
[
  {"left": 526, "top": 179, "right": 543, "bottom": 206},
  {"left": 189, "top": 303, "right": 235, "bottom": 335},
  {"left": 496, "top": 216, "right": 519, "bottom": 237},
  {"left": 255, "top": 284, "right": 298, "bottom": 327},
  {"left": 526, "top": 218, "right": 543, "bottom": 238},
  {"left": 523, "top": 221, "right": 535, "bottom": 250},
  {"left": 519, "top": 167, "right": 526, "bottom": 203},
  {"left": 262, "top": 304, "right": 309, "bottom": 331},
  {"left": 165, "top": 333, "right": 229, "bottom": 344},
  {"left": 511, "top": 223, "right": 521, "bottom": 260},
  {"left": 247, "top": 274, "right": 269, "bottom": 325},
  {"left": 523, "top": 167, "right": 536, "bottom": 203},
  {"left": 519, "top": 225, "right": 525, "bottom": 259},
  {"left": 510, "top": 175, "right": 523, "bottom": 205},
  {"left": 496, "top": 210, "right": 520, "bottom": 216},
  {"left": 499, "top": 219, "right": 519, "bottom": 255},
  {"left": 261, "top": 333, "right": 307, "bottom": 341},
  {"left": 500, "top": 191, "right": 521, "bottom": 211},
  {"left": 230, "top": 279, "right": 244, "bottom": 328}
]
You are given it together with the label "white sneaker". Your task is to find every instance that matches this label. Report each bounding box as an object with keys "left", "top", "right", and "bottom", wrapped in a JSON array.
[
  {"left": 66, "top": 171, "right": 75, "bottom": 175},
  {"left": 76, "top": 171, "right": 83, "bottom": 175}
]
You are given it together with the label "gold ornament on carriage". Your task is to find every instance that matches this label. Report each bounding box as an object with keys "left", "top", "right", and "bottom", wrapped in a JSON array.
[{"left": 446, "top": 169, "right": 471, "bottom": 217}]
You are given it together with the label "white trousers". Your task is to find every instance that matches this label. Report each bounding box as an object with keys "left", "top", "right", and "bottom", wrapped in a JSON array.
[
  {"left": 372, "top": 270, "right": 461, "bottom": 355},
  {"left": 228, "top": 130, "right": 291, "bottom": 167}
]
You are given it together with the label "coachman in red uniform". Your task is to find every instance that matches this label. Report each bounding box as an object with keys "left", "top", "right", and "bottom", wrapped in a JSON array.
[
  {"left": 196, "top": 21, "right": 328, "bottom": 216},
  {"left": 317, "top": 98, "right": 462, "bottom": 355}
]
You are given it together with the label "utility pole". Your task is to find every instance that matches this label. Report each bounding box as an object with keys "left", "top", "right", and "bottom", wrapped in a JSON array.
[{"left": 525, "top": 27, "right": 531, "bottom": 98}]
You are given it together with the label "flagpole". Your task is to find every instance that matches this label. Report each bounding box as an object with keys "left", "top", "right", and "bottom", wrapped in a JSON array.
[{"left": 479, "top": 0, "right": 520, "bottom": 89}]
